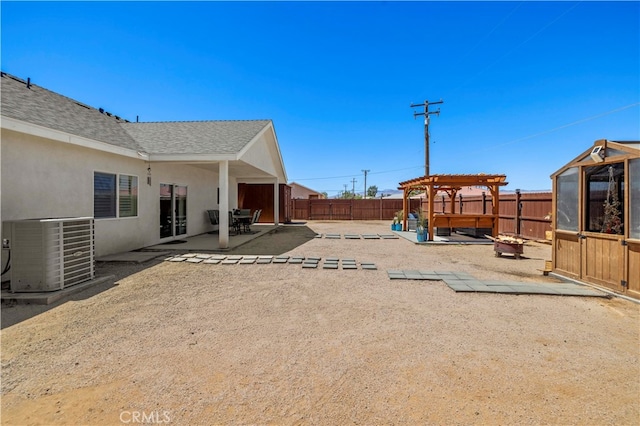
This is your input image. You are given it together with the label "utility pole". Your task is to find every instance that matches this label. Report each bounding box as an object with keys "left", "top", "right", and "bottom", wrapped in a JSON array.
[
  {"left": 350, "top": 178, "right": 357, "bottom": 198},
  {"left": 343, "top": 184, "right": 348, "bottom": 198},
  {"left": 362, "top": 169, "right": 370, "bottom": 199},
  {"left": 410, "top": 99, "right": 443, "bottom": 177}
]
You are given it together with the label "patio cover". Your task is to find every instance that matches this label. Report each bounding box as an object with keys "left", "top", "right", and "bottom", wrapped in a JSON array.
[{"left": 398, "top": 174, "right": 508, "bottom": 241}]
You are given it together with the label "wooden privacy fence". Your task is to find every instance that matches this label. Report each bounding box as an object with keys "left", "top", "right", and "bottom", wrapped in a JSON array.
[
  {"left": 291, "top": 192, "right": 552, "bottom": 240},
  {"left": 291, "top": 198, "right": 422, "bottom": 221}
]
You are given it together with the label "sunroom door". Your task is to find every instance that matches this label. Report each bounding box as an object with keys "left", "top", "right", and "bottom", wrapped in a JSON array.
[
  {"left": 580, "top": 163, "right": 625, "bottom": 292},
  {"left": 554, "top": 167, "right": 581, "bottom": 279}
]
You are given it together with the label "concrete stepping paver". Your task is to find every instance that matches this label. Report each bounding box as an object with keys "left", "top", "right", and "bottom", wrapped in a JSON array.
[{"left": 386, "top": 269, "right": 607, "bottom": 297}]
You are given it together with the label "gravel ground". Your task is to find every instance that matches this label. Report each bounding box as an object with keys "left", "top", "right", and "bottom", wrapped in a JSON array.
[{"left": 2, "top": 221, "right": 639, "bottom": 425}]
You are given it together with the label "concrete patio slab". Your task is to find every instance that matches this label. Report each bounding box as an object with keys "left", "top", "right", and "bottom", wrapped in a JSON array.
[{"left": 1, "top": 275, "right": 115, "bottom": 305}]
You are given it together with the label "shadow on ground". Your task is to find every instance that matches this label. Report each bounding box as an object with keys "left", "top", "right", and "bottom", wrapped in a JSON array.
[
  {"left": 1, "top": 225, "right": 317, "bottom": 329},
  {"left": 228, "top": 224, "right": 317, "bottom": 255}
]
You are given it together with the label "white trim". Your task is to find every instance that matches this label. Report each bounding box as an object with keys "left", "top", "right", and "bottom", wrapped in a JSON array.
[
  {"left": 237, "top": 123, "right": 270, "bottom": 158},
  {"left": 2, "top": 116, "right": 141, "bottom": 159},
  {"left": 148, "top": 153, "right": 237, "bottom": 162},
  {"left": 236, "top": 121, "right": 288, "bottom": 182}
]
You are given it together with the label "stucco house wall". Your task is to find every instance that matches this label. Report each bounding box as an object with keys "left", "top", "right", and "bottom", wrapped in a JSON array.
[
  {"left": 1, "top": 128, "right": 230, "bottom": 257},
  {"left": 0, "top": 72, "right": 287, "bottom": 261}
]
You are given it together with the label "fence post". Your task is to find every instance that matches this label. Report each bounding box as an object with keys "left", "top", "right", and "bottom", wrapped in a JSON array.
[
  {"left": 515, "top": 188, "right": 522, "bottom": 236},
  {"left": 482, "top": 192, "right": 487, "bottom": 214}
]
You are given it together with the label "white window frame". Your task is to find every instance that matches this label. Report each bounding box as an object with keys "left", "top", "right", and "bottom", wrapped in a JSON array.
[{"left": 93, "top": 171, "right": 139, "bottom": 219}]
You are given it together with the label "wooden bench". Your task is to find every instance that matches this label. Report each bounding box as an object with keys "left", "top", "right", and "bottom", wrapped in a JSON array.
[{"left": 432, "top": 213, "right": 495, "bottom": 229}]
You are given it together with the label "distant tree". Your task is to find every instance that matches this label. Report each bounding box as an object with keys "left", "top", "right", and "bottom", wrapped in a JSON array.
[
  {"left": 321, "top": 191, "right": 328, "bottom": 199},
  {"left": 367, "top": 185, "right": 378, "bottom": 198},
  {"left": 339, "top": 190, "right": 362, "bottom": 199}
]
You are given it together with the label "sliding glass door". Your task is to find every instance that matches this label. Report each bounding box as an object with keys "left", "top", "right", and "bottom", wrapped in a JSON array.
[{"left": 160, "top": 183, "right": 187, "bottom": 239}]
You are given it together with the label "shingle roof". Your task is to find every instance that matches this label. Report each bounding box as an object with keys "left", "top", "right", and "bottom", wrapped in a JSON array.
[
  {"left": 121, "top": 120, "right": 270, "bottom": 155},
  {"left": 1, "top": 73, "right": 142, "bottom": 151},
  {"left": 1, "top": 73, "right": 271, "bottom": 156}
]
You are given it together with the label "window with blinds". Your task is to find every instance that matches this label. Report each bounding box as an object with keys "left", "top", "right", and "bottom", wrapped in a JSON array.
[
  {"left": 94, "top": 172, "right": 116, "bottom": 218},
  {"left": 94, "top": 172, "right": 139, "bottom": 219},
  {"left": 119, "top": 175, "right": 138, "bottom": 217}
]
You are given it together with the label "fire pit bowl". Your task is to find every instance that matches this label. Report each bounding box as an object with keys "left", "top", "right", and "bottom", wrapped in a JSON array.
[{"left": 487, "top": 235, "right": 525, "bottom": 259}]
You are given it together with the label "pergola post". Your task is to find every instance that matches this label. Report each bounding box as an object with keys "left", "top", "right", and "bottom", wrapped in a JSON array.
[
  {"left": 402, "top": 187, "right": 408, "bottom": 231},
  {"left": 491, "top": 185, "right": 500, "bottom": 237},
  {"left": 428, "top": 184, "right": 435, "bottom": 241}
]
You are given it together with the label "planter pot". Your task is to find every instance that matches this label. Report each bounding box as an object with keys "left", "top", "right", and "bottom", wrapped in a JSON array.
[{"left": 416, "top": 227, "right": 428, "bottom": 242}]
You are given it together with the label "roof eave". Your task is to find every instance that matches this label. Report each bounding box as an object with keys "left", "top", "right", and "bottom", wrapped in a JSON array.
[{"left": 1, "top": 115, "right": 142, "bottom": 159}]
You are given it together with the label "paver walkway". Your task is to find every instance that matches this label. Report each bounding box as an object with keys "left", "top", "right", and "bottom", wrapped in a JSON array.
[
  {"left": 165, "top": 256, "right": 606, "bottom": 297},
  {"left": 166, "top": 254, "right": 377, "bottom": 270},
  {"left": 315, "top": 233, "right": 399, "bottom": 239},
  {"left": 387, "top": 270, "right": 608, "bottom": 297}
]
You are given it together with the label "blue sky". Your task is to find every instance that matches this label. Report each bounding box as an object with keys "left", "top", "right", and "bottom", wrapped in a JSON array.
[{"left": 2, "top": 1, "right": 638, "bottom": 196}]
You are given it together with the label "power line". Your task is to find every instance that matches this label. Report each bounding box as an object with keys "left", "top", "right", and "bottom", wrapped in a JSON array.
[
  {"left": 444, "top": 2, "right": 582, "bottom": 99},
  {"left": 290, "top": 103, "right": 637, "bottom": 183},
  {"left": 473, "top": 102, "right": 640, "bottom": 153}
]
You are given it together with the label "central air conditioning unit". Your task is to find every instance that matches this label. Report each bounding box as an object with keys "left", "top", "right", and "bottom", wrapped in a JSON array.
[{"left": 7, "top": 217, "right": 95, "bottom": 292}]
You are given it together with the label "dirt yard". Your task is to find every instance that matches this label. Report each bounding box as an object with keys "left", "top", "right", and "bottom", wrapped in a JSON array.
[{"left": 2, "top": 221, "right": 639, "bottom": 425}]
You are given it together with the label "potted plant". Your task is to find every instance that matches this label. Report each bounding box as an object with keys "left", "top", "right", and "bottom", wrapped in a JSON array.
[
  {"left": 415, "top": 207, "right": 428, "bottom": 242},
  {"left": 394, "top": 210, "right": 404, "bottom": 231}
]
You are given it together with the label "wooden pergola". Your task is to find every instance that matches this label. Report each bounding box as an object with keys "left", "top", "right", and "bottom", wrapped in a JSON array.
[{"left": 398, "top": 174, "right": 508, "bottom": 241}]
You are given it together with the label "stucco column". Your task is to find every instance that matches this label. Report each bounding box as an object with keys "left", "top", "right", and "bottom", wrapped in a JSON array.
[
  {"left": 219, "top": 160, "right": 229, "bottom": 249},
  {"left": 273, "top": 178, "right": 280, "bottom": 225}
]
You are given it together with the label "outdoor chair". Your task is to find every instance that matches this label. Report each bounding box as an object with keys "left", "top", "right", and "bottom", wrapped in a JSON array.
[
  {"left": 254, "top": 209, "right": 262, "bottom": 224},
  {"left": 206, "top": 209, "right": 220, "bottom": 233},
  {"left": 207, "top": 209, "right": 219, "bottom": 225},
  {"left": 228, "top": 211, "right": 241, "bottom": 235}
]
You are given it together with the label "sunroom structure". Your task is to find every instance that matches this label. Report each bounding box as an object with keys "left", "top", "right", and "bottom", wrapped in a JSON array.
[{"left": 551, "top": 139, "right": 640, "bottom": 299}]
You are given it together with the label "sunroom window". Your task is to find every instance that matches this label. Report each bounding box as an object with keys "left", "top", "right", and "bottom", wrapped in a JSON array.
[
  {"left": 585, "top": 163, "right": 624, "bottom": 234},
  {"left": 630, "top": 159, "right": 640, "bottom": 239},
  {"left": 556, "top": 167, "right": 579, "bottom": 231}
]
